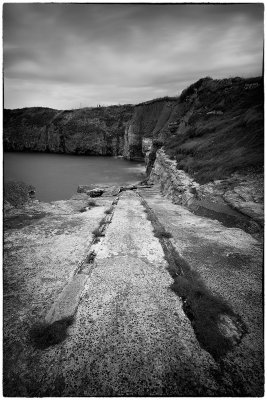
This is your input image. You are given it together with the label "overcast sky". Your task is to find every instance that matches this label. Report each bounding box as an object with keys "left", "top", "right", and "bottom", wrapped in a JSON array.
[{"left": 4, "top": 3, "right": 263, "bottom": 110}]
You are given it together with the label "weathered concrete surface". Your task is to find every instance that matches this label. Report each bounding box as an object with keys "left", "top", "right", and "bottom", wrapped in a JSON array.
[
  {"left": 3, "top": 194, "right": 114, "bottom": 396},
  {"left": 51, "top": 191, "right": 219, "bottom": 396},
  {"left": 139, "top": 186, "right": 263, "bottom": 396},
  {"left": 45, "top": 274, "right": 88, "bottom": 324},
  {"left": 4, "top": 190, "right": 220, "bottom": 396},
  {"left": 3, "top": 189, "right": 263, "bottom": 396}
]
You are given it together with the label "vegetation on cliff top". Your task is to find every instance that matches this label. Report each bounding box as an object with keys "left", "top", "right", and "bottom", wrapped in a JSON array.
[
  {"left": 3, "top": 76, "right": 263, "bottom": 183},
  {"left": 164, "top": 76, "right": 263, "bottom": 183},
  {"left": 136, "top": 95, "right": 178, "bottom": 107}
]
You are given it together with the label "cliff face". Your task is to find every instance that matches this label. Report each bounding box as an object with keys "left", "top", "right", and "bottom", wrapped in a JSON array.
[
  {"left": 142, "top": 77, "right": 263, "bottom": 232},
  {"left": 4, "top": 77, "right": 264, "bottom": 230},
  {"left": 5, "top": 76, "right": 263, "bottom": 170},
  {"left": 4, "top": 98, "right": 180, "bottom": 159},
  {"left": 123, "top": 97, "right": 179, "bottom": 160},
  {"left": 125, "top": 77, "right": 263, "bottom": 177},
  {"left": 4, "top": 105, "right": 134, "bottom": 156}
]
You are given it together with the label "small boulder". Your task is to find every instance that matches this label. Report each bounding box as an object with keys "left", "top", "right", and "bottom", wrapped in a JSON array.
[{"left": 87, "top": 188, "right": 104, "bottom": 198}]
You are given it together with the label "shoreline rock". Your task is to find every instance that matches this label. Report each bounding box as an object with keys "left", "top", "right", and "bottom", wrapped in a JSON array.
[{"left": 146, "top": 149, "right": 263, "bottom": 235}]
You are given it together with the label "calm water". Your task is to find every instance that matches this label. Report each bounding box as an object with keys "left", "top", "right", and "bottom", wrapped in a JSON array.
[{"left": 4, "top": 152, "right": 145, "bottom": 202}]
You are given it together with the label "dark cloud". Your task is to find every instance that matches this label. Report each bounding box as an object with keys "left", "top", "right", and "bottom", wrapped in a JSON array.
[{"left": 3, "top": 3, "right": 263, "bottom": 109}]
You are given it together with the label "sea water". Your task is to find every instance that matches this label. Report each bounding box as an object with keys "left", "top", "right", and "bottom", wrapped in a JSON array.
[{"left": 4, "top": 152, "right": 145, "bottom": 202}]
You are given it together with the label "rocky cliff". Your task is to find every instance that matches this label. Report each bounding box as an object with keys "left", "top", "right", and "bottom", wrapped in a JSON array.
[
  {"left": 148, "top": 149, "right": 263, "bottom": 234},
  {"left": 123, "top": 96, "right": 179, "bottom": 160},
  {"left": 4, "top": 76, "right": 263, "bottom": 169},
  {"left": 4, "top": 76, "right": 263, "bottom": 230},
  {"left": 136, "top": 76, "right": 264, "bottom": 233},
  {"left": 4, "top": 105, "right": 133, "bottom": 156},
  {"left": 124, "top": 77, "right": 263, "bottom": 175}
]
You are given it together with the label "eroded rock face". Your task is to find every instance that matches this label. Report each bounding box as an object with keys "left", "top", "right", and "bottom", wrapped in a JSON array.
[
  {"left": 123, "top": 98, "right": 179, "bottom": 160},
  {"left": 123, "top": 124, "right": 143, "bottom": 160},
  {"left": 4, "top": 77, "right": 263, "bottom": 233},
  {"left": 148, "top": 149, "right": 198, "bottom": 205},
  {"left": 148, "top": 149, "right": 263, "bottom": 233},
  {"left": 4, "top": 105, "right": 134, "bottom": 156}
]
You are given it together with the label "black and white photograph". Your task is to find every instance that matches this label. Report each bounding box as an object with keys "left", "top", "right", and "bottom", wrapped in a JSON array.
[{"left": 3, "top": 2, "right": 264, "bottom": 396}]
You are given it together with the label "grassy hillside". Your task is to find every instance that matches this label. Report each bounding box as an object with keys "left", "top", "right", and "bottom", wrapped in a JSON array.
[{"left": 164, "top": 77, "right": 263, "bottom": 183}]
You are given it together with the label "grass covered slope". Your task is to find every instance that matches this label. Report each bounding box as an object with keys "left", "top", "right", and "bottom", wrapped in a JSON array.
[{"left": 164, "top": 77, "right": 263, "bottom": 183}]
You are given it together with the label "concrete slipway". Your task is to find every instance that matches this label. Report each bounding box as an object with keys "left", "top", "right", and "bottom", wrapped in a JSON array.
[{"left": 3, "top": 188, "right": 263, "bottom": 396}]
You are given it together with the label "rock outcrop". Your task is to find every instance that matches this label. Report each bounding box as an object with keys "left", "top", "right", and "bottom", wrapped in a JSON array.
[
  {"left": 148, "top": 149, "right": 197, "bottom": 205},
  {"left": 123, "top": 97, "right": 179, "bottom": 160},
  {"left": 4, "top": 105, "right": 134, "bottom": 156},
  {"left": 133, "top": 76, "right": 264, "bottom": 233},
  {"left": 148, "top": 149, "right": 263, "bottom": 234},
  {"left": 3, "top": 76, "right": 263, "bottom": 233},
  {"left": 4, "top": 180, "right": 36, "bottom": 209},
  {"left": 4, "top": 76, "right": 263, "bottom": 167}
]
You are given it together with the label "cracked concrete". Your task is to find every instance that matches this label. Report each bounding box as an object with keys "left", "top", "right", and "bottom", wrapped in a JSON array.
[
  {"left": 3, "top": 189, "right": 263, "bottom": 396},
  {"left": 139, "top": 186, "right": 263, "bottom": 396},
  {"left": 24, "top": 191, "right": 219, "bottom": 396}
]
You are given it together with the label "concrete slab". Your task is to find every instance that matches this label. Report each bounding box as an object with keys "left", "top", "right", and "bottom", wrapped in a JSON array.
[
  {"left": 27, "top": 191, "right": 218, "bottom": 396},
  {"left": 3, "top": 195, "right": 114, "bottom": 396},
  {"left": 52, "top": 255, "right": 218, "bottom": 396},
  {"left": 4, "top": 189, "right": 263, "bottom": 396},
  {"left": 45, "top": 274, "right": 88, "bottom": 324},
  {"left": 97, "top": 191, "right": 166, "bottom": 263},
  {"left": 139, "top": 187, "right": 264, "bottom": 396}
]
